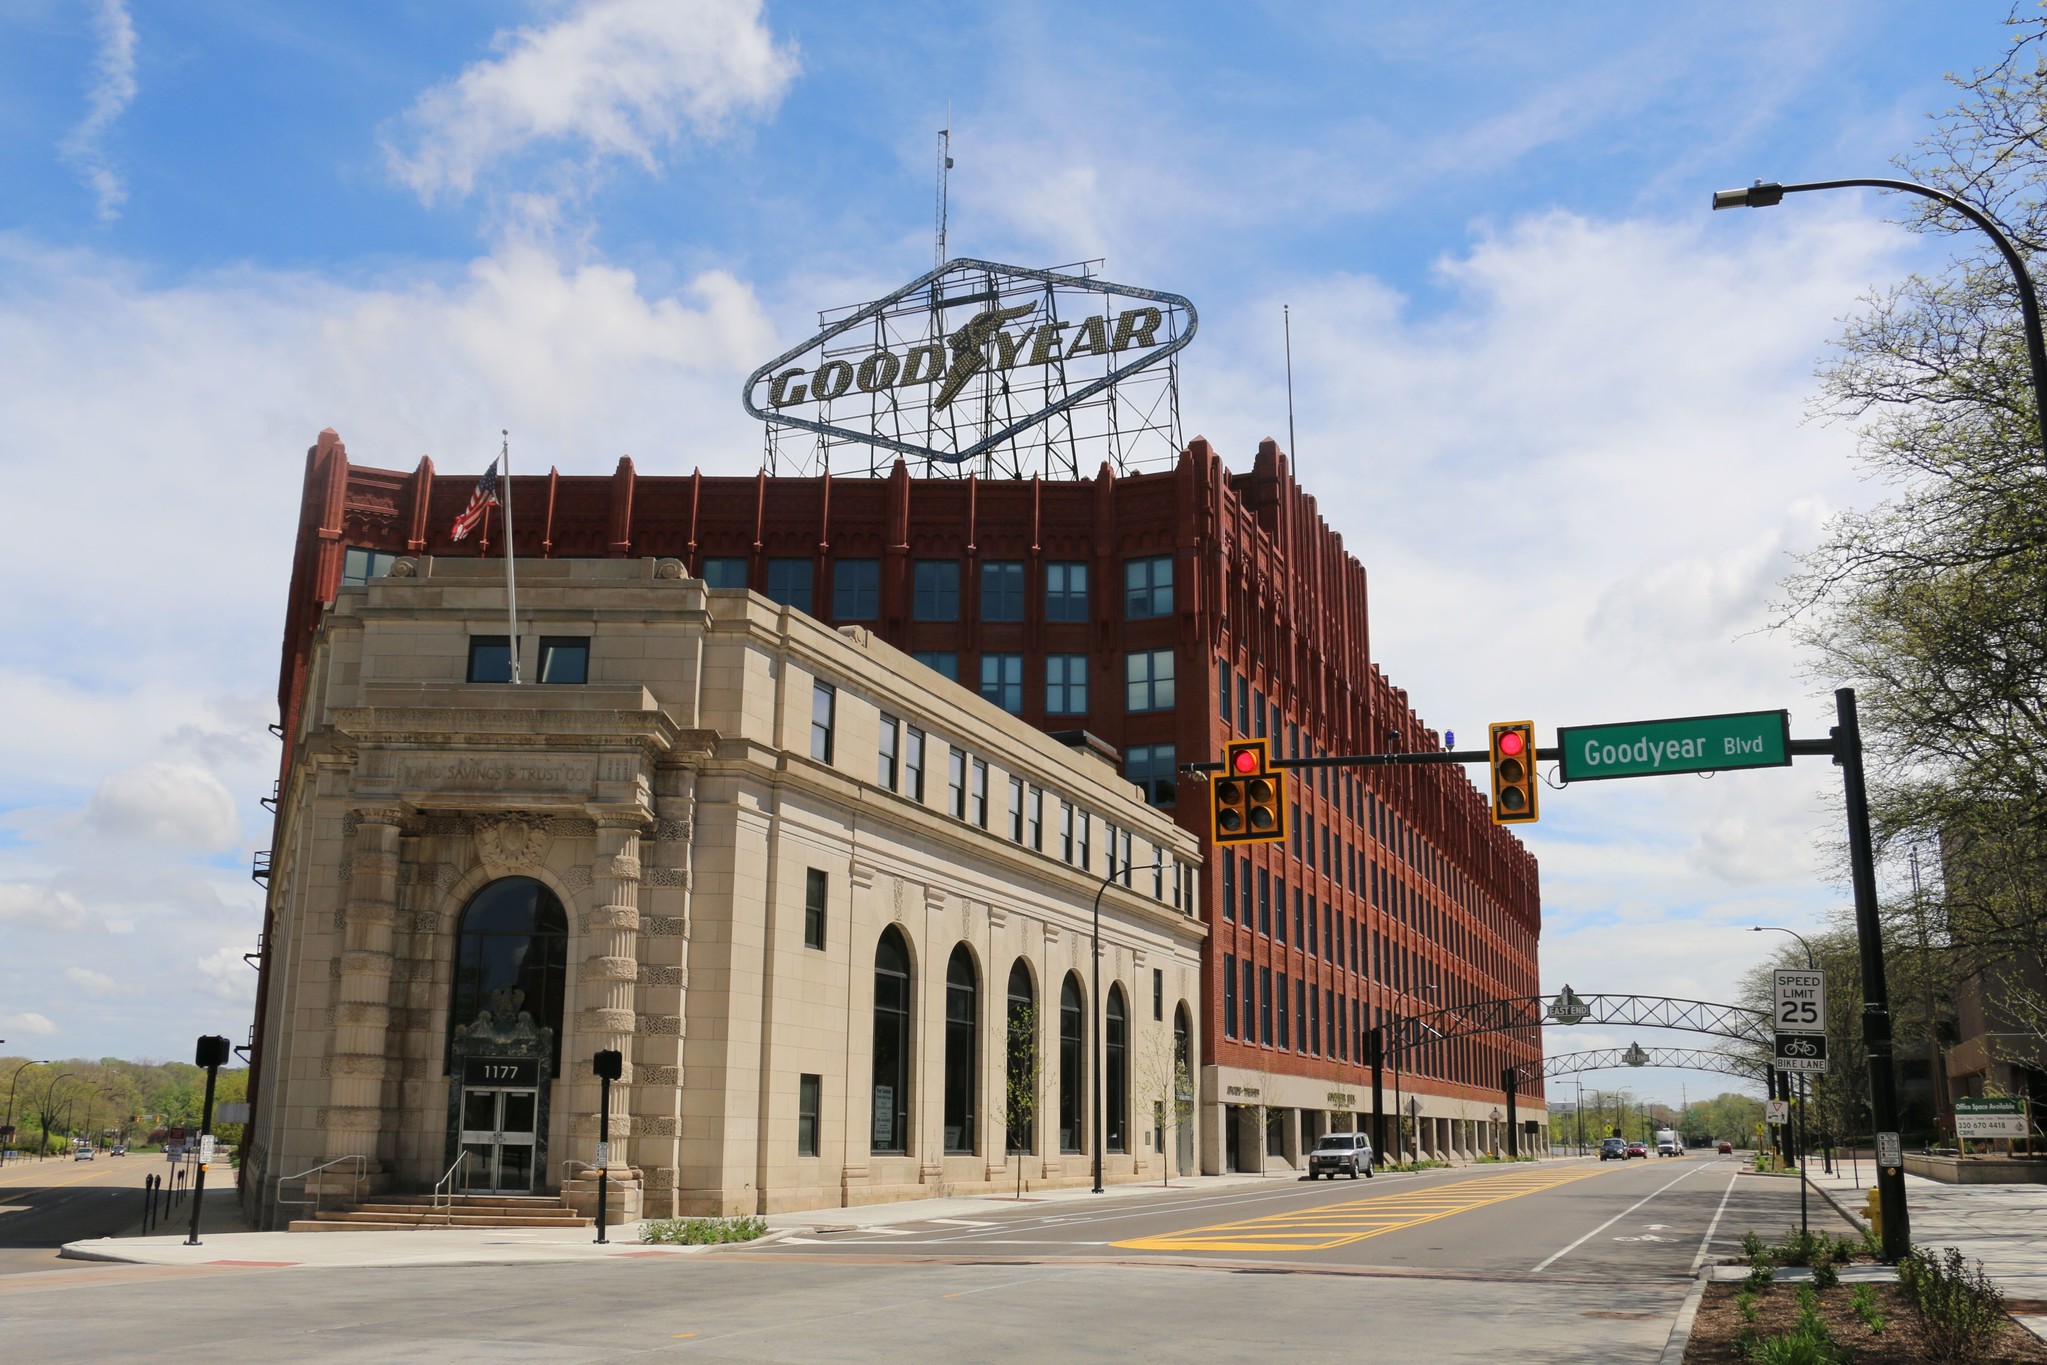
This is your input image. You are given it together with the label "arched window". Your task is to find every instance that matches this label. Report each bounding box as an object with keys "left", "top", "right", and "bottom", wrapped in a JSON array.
[
  {"left": 1059, "top": 974, "right": 1085, "bottom": 1153},
  {"left": 450, "top": 876, "right": 568, "bottom": 1069},
  {"left": 1006, "top": 960, "right": 1036, "bottom": 1155},
  {"left": 943, "top": 945, "right": 978, "bottom": 1154},
  {"left": 871, "top": 927, "right": 912, "bottom": 1154},
  {"left": 1106, "top": 984, "right": 1129, "bottom": 1154}
]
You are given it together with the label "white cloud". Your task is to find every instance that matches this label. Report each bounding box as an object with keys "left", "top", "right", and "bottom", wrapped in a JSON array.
[
  {"left": 195, "top": 946, "right": 255, "bottom": 1002},
  {"left": 2, "top": 1012, "right": 59, "bottom": 1037},
  {"left": 386, "top": 0, "right": 799, "bottom": 203},
  {"left": 64, "top": 966, "right": 120, "bottom": 996},
  {"left": 57, "top": 0, "right": 139, "bottom": 222},
  {"left": 86, "top": 762, "right": 240, "bottom": 851},
  {"left": 0, "top": 881, "right": 100, "bottom": 932}
]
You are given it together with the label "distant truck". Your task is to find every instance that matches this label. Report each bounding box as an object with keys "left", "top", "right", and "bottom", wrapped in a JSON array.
[{"left": 1655, "top": 1129, "right": 1683, "bottom": 1156}]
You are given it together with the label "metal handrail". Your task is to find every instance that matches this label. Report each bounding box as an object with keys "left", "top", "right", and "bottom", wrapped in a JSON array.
[
  {"left": 425, "top": 1150, "right": 471, "bottom": 1227},
  {"left": 273, "top": 1153, "right": 367, "bottom": 1222}
]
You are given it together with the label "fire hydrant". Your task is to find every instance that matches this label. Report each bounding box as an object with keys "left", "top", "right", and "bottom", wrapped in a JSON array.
[{"left": 1864, "top": 1187, "right": 1882, "bottom": 1241}]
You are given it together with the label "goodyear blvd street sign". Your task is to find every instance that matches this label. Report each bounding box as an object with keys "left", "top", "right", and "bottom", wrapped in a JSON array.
[{"left": 1558, "top": 710, "right": 1791, "bottom": 783}]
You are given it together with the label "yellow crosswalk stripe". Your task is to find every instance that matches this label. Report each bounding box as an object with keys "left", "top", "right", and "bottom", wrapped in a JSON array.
[{"left": 1114, "top": 1165, "right": 1613, "bottom": 1253}]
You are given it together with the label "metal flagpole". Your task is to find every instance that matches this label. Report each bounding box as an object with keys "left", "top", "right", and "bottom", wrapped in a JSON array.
[{"left": 499, "top": 430, "right": 522, "bottom": 684}]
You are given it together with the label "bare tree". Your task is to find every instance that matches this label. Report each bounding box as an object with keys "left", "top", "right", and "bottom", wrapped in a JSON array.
[{"left": 1002, "top": 1001, "right": 1041, "bottom": 1200}]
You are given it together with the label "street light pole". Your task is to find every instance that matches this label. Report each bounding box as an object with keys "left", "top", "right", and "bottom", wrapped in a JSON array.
[
  {"left": 3, "top": 1060, "right": 51, "bottom": 1161},
  {"left": 39, "top": 1072, "right": 75, "bottom": 1160},
  {"left": 1713, "top": 176, "right": 2047, "bottom": 465},
  {"left": 1090, "top": 846, "right": 1124, "bottom": 1196}
]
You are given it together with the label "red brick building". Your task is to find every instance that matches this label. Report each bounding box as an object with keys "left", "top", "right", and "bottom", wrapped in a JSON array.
[{"left": 268, "top": 427, "right": 1541, "bottom": 1173}]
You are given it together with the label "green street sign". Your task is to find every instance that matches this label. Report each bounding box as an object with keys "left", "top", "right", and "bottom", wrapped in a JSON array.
[{"left": 1558, "top": 710, "right": 1792, "bottom": 783}]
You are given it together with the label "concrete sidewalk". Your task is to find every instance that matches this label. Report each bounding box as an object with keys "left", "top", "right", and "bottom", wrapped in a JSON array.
[
  {"left": 58, "top": 1168, "right": 1312, "bottom": 1270},
  {"left": 1804, "top": 1161, "right": 2047, "bottom": 1341}
]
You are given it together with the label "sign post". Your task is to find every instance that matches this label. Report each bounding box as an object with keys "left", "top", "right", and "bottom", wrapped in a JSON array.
[
  {"left": 185, "top": 1036, "right": 230, "bottom": 1247},
  {"left": 1771, "top": 968, "right": 1827, "bottom": 1239}
]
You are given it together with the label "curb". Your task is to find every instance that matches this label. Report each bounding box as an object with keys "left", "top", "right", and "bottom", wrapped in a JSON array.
[
  {"left": 1659, "top": 1268, "right": 1711, "bottom": 1365},
  {"left": 1808, "top": 1180, "right": 1870, "bottom": 1236}
]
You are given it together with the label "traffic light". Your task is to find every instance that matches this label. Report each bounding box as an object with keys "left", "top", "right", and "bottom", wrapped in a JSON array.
[
  {"left": 1211, "top": 738, "right": 1288, "bottom": 845},
  {"left": 1488, "top": 721, "right": 1539, "bottom": 825}
]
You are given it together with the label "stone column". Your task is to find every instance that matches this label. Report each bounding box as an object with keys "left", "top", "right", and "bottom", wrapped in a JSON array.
[
  {"left": 323, "top": 806, "right": 409, "bottom": 1173},
  {"left": 567, "top": 813, "right": 645, "bottom": 1220}
]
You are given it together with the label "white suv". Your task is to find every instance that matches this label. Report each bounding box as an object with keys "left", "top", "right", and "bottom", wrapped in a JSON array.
[{"left": 1308, "top": 1132, "right": 1374, "bottom": 1180}]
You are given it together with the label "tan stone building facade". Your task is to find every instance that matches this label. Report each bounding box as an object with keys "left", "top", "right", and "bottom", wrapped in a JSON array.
[{"left": 245, "top": 555, "right": 1204, "bottom": 1228}]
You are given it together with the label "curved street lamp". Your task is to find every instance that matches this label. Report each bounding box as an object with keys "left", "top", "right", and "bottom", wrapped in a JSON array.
[
  {"left": 39, "top": 1071, "right": 77, "bottom": 1159},
  {"left": 4, "top": 1060, "right": 52, "bottom": 1160},
  {"left": 1713, "top": 176, "right": 2047, "bottom": 463}
]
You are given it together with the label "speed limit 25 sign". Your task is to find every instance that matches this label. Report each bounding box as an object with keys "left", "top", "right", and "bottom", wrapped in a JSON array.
[{"left": 1773, "top": 968, "right": 1825, "bottom": 1034}]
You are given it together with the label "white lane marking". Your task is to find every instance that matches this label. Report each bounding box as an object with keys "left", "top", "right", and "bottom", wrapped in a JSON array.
[
  {"left": 1531, "top": 1163, "right": 1711, "bottom": 1273},
  {"left": 925, "top": 1218, "right": 998, "bottom": 1227},
  {"left": 1690, "top": 1163, "right": 1744, "bottom": 1273}
]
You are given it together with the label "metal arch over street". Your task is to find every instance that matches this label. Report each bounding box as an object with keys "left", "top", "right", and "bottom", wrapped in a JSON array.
[
  {"left": 1387, "top": 990, "right": 1773, "bottom": 1061},
  {"left": 1534, "top": 1046, "right": 1769, "bottom": 1085}
]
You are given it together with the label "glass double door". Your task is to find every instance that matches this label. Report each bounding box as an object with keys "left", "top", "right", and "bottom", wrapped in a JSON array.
[{"left": 459, "top": 1086, "right": 538, "bottom": 1193}]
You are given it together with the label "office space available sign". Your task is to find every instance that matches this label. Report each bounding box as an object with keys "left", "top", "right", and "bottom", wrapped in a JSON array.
[{"left": 743, "top": 258, "right": 1196, "bottom": 468}]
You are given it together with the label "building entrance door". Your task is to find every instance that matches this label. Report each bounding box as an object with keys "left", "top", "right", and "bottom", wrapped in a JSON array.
[{"left": 458, "top": 1086, "right": 539, "bottom": 1193}]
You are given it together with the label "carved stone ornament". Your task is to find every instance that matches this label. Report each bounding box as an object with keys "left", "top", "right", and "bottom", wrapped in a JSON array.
[
  {"left": 388, "top": 557, "right": 419, "bottom": 577},
  {"left": 654, "top": 558, "right": 686, "bottom": 579},
  {"left": 474, "top": 815, "right": 549, "bottom": 878}
]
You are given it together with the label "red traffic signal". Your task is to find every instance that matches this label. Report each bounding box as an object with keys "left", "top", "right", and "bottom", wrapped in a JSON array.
[
  {"left": 1489, "top": 721, "right": 1540, "bottom": 825},
  {"left": 1212, "top": 738, "right": 1288, "bottom": 845}
]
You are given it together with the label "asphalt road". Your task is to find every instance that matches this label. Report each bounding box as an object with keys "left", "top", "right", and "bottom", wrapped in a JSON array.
[
  {"left": 0, "top": 1155, "right": 1855, "bottom": 1363},
  {"left": 0, "top": 1152, "right": 171, "bottom": 1274}
]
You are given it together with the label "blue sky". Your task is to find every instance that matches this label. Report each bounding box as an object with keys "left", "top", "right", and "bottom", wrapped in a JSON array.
[{"left": 0, "top": 1, "right": 2013, "bottom": 1105}]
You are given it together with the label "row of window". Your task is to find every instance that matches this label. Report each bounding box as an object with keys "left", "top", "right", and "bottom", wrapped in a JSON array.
[
  {"left": 845, "top": 928, "right": 1189, "bottom": 1159},
  {"left": 905, "top": 648, "right": 1176, "bottom": 727},
  {"left": 703, "top": 554, "right": 1174, "bottom": 625}
]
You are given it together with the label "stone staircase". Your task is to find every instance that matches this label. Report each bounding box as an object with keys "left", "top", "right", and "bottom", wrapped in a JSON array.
[{"left": 287, "top": 1192, "right": 594, "bottom": 1233}]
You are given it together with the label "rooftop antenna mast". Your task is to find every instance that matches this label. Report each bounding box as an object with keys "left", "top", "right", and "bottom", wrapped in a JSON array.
[
  {"left": 1284, "top": 303, "right": 1298, "bottom": 463},
  {"left": 936, "top": 106, "right": 953, "bottom": 267}
]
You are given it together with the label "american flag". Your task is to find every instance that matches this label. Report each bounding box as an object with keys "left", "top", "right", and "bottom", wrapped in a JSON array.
[{"left": 450, "top": 459, "right": 499, "bottom": 542}]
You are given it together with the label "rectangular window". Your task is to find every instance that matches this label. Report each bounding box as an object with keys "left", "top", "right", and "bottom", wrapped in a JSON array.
[
  {"left": 537, "top": 636, "right": 589, "bottom": 684},
  {"left": 1045, "top": 560, "right": 1088, "bottom": 622},
  {"left": 1221, "top": 855, "right": 1236, "bottom": 922},
  {"left": 766, "top": 557, "right": 813, "bottom": 614},
  {"left": 1123, "top": 554, "right": 1173, "bottom": 619},
  {"left": 879, "top": 713, "right": 900, "bottom": 788},
  {"left": 1307, "top": 894, "right": 1318, "bottom": 956},
  {"left": 981, "top": 560, "right": 1025, "bottom": 622},
  {"left": 1078, "top": 811, "right": 1092, "bottom": 871},
  {"left": 1119, "top": 829, "right": 1133, "bottom": 885},
  {"left": 1277, "top": 972, "right": 1291, "bottom": 1049},
  {"left": 1252, "top": 688, "right": 1266, "bottom": 737},
  {"left": 905, "top": 727, "right": 926, "bottom": 801},
  {"left": 832, "top": 558, "right": 879, "bottom": 620},
  {"left": 979, "top": 653, "right": 1023, "bottom": 713},
  {"left": 1276, "top": 877, "right": 1287, "bottom": 943},
  {"left": 804, "top": 868, "right": 827, "bottom": 950},
  {"left": 341, "top": 546, "right": 400, "bottom": 585},
  {"left": 1152, "top": 848, "right": 1164, "bottom": 900},
  {"left": 798, "top": 1074, "right": 821, "bottom": 1157},
  {"left": 810, "top": 681, "right": 835, "bottom": 763},
  {"left": 466, "top": 635, "right": 517, "bottom": 683},
  {"left": 699, "top": 556, "right": 747, "bottom": 589},
  {"left": 1237, "top": 675, "right": 1250, "bottom": 731},
  {"left": 1308, "top": 981, "right": 1320, "bottom": 1056},
  {"left": 1218, "top": 658, "right": 1232, "bottom": 725},
  {"left": 1259, "top": 966, "right": 1273, "bottom": 1046},
  {"left": 1292, "top": 806, "right": 1303, "bottom": 862},
  {"left": 1028, "top": 786, "right": 1044, "bottom": 850},
  {"left": 1124, "top": 743, "right": 1176, "bottom": 807},
  {"left": 913, "top": 651, "right": 958, "bottom": 682},
  {"left": 949, "top": 749, "right": 967, "bottom": 819},
  {"left": 913, "top": 560, "right": 960, "bottom": 620},
  {"left": 1258, "top": 868, "right": 1271, "bottom": 936},
  {"left": 971, "top": 758, "right": 989, "bottom": 829},
  {"left": 1060, "top": 801, "right": 1075, "bottom": 863},
  {"left": 1224, "top": 954, "right": 1238, "bottom": 1038},
  {"left": 1009, "top": 776, "right": 1025, "bottom": 842},
  {"left": 1045, "top": 654, "right": 1089, "bottom": 714},
  {"left": 1125, "top": 649, "right": 1175, "bottom": 712},
  {"left": 1153, "top": 967, "right": 1163, "bottom": 1022}
]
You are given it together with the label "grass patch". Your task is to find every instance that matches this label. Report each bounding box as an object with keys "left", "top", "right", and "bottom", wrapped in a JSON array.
[{"left": 640, "top": 1215, "right": 769, "bottom": 1245}]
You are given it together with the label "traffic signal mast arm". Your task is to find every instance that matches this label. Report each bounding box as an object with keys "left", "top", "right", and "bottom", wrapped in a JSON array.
[{"left": 1185, "top": 748, "right": 1558, "bottom": 773}]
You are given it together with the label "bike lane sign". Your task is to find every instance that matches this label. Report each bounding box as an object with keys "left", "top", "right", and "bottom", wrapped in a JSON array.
[
  {"left": 1773, "top": 968, "right": 1828, "bottom": 1072},
  {"left": 1774, "top": 1033, "right": 1829, "bottom": 1072}
]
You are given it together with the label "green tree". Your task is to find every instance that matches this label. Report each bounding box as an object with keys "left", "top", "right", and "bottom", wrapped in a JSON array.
[{"left": 1778, "top": 13, "right": 2047, "bottom": 1064}]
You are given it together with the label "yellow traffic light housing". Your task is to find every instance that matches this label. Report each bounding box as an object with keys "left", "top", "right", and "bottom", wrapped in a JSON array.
[
  {"left": 1489, "top": 721, "right": 1540, "bottom": 825},
  {"left": 1211, "top": 738, "right": 1288, "bottom": 845}
]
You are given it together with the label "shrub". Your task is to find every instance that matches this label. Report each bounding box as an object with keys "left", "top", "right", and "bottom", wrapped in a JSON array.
[
  {"left": 1773, "top": 1226, "right": 1831, "bottom": 1267},
  {"left": 640, "top": 1215, "right": 769, "bottom": 1245},
  {"left": 1736, "top": 1288, "right": 1760, "bottom": 1323},
  {"left": 1849, "top": 1283, "right": 1885, "bottom": 1334},
  {"left": 1741, "top": 1229, "right": 1767, "bottom": 1259},
  {"left": 1745, "top": 1255, "right": 1777, "bottom": 1290},
  {"left": 1897, "top": 1246, "right": 2007, "bottom": 1364},
  {"left": 1811, "top": 1257, "right": 1839, "bottom": 1290},
  {"left": 1830, "top": 1235, "right": 1859, "bottom": 1265}
]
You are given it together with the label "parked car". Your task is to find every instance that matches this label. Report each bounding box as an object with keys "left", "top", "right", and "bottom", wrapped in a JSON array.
[
  {"left": 1717, "top": 1140, "right": 1734, "bottom": 1154},
  {"left": 1308, "top": 1131, "right": 1374, "bottom": 1179},
  {"left": 1599, "top": 1137, "right": 1628, "bottom": 1162},
  {"left": 1626, "top": 1141, "right": 1648, "bottom": 1159}
]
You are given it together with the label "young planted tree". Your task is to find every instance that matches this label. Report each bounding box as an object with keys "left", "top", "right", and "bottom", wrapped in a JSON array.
[{"left": 1002, "top": 1001, "right": 1041, "bottom": 1200}]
